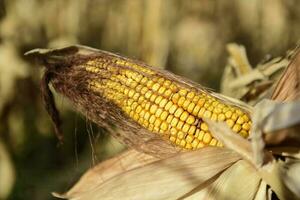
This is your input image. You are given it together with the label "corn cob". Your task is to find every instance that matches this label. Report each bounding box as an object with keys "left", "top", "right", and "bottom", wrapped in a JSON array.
[
  {"left": 83, "top": 55, "right": 251, "bottom": 150},
  {"left": 27, "top": 46, "right": 251, "bottom": 152}
]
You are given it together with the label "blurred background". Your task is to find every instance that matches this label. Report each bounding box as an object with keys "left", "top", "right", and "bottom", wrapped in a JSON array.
[{"left": 0, "top": 0, "right": 299, "bottom": 199}]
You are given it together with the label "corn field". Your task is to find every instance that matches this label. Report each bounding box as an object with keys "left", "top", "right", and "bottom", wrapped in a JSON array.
[{"left": 0, "top": 1, "right": 300, "bottom": 200}]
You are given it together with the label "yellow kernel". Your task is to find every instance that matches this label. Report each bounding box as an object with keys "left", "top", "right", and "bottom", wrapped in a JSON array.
[
  {"left": 150, "top": 104, "right": 158, "bottom": 114},
  {"left": 177, "top": 121, "right": 184, "bottom": 129},
  {"left": 185, "top": 143, "right": 192, "bottom": 149},
  {"left": 137, "top": 96, "right": 145, "bottom": 104},
  {"left": 131, "top": 102, "right": 138, "bottom": 110},
  {"left": 178, "top": 131, "right": 186, "bottom": 139},
  {"left": 242, "top": 114, "right": 250, "bottom": 122},
  {"left": 213, "top": 107, "right": 222, "bottom": 114},
  {"left": 240, "top": 130, "right": 249, "bottom": 138},
  {"left": 236, "top": 116, "right": 245, "bottom": 125},
  {"left": 203, "top": 110, "right": 212, "bottom": 118},
  {"left": 212, "top": 101, "right": 219, "bottom": 107},
  {"left": 144, "top": 112, "right": 151, "bottom": 120},
  {"left": 133, "top": 113, "right": 139, "bottom": 121},
  {"left": 235, "top": 109, "right": 243, "bottom": 116},
  {"left": 163, "top": 80, "right": 171, "bottom": 87},
  {"left": 128, "top": 89, "right": 135, "bottom": 97},
  {"left": 186, "top": 135, "right": 194, "bottom": 143},
  {"left": 242, "top": 122, "right": 251, "bottom": 131},
  {"left": 180, "top": 111, "right": 189, "bottom": 121},
  {"left": 197, "top": 142, "right": 205, "bottom": 148},
  {"left": 170, "top": 136, "right": 176, "bottom": 143},
  {"left": 175, "top": 138, "right": 181, "bottom": 145},
  {"left": 179, "top": 89, "right": 188, "bottom": 96},
  {"left": 192, "top": 96, "right": 200, "bottom": 103},
  {"left": 155, "top": 96, "right": 163, "bottom": 105},
  {"left": 198, "top": 98, "right": 205, "bottom": 106},
  {"left": 140, "top": 77, "right": 148, "bottom": 84},
  {"left": 186, "top": 115, "right": 195, "bottom": 125},
  {"left": 192, "top": 105, "right": 201, "bottom": 116},
  {"left": 160, "top": 111, "right": 168, "bottom": 121},
  {"left": 231, "top": 113, "right": 238, "bottom": 121},
  {"left": 172, "top": 93, "right": 180, "bottom": 104},
  {"left": 203, "top": 132, "right": 212, "bottom": 144},
  {"left": 149, "top": 115, "right": 156, "bottom": 124},
  {"left": 159, "top": 98, "right": 168, "bottom": 108},
  {"left": 169, "top": 104, "right": 178, "bottom": 114},
  {"left": 170, "top": 84, "right": 178, "bottom": 92},
  {"left": 187, "top": 102, "right": 196, "bottom": 113},
  {"left": 182, "top": 123, "right": 190, "bottom": 133},
  {"left": 170, "top": 127, "right": 177, "bottom": 136},
  {"left": 187, "top": 92, "right": 195, "bottom": 99},
  {"left": 164, "top": 89, "right": 172, "bottom": 98},
  {"left": 225, "top": 111, "right": 232, "bottom": 119},
  {"left": 140, "top": 87, "right": 148, "bottom": 95},
  {"left": 155, "top": 108, "right": 163, "bottom": 118},
  {"left": 154, "top": 118, "right": 162, "bottom": 127},
  {"left": 182, "top": 100, "right": 191, "bottom": 110},
  {"left": 148, "top": 124, "right": 154, "bottom": 131},
  {"left": 211, "top": 113, "right": 217, "bottom": 121},
  {"left": 217, "top": 113, "right": 226, "bottom": 121},
  {"left": 174, "top": 108, "right": 184, "bottom": 118},
  {"left": 144, "top": 102, "right": 151, "bottom": 110},
  {"left": 209, "top": 138, "right": 218, "bottom": 146},
  {"left": 135, "top": 85, "right": 143, "bottom": 92},
  {"left": 166, "top": 115, "right": 174, "bottom": 123},
  {"left": 198, "top": 130, "right": 205, "bottom": 140},
  {"left": 145, "top": 91, "right": 152, "bottom": 99},
  {"left": 146, "top": 80, "right": 154, "bottom": 88},
  {"left": 180, "top": 140, "right": 186, "bottom": 147},
  {"left": 188, "top": 126, "right": 196, "bottom": 135},
  {"left": 232, "top": 124, "right": 241, "bottom": 133},
  {"left": 150, "top": 94, "right": 158, "bottom": 102},
  {"left": 207, "top": 106, "right": 214, "bottom": 112},
  {"left": 165, "top": 101, "right": 173, "bottom": 110},
  {"left": 178, "top": 97, "right": 185, "bottom": 107},
  {"left": 200, "top": 123, "right": 209, "bottom": 131},
  {"left": 192, "top": 138, "right": 200, "bottom": 148},
  {"left": 204, "top": 102, "right": 210, "bottom": 109},
  {"left": 223, "top": 107, "right": 230, "bottom": 113},
  {"left": 132, "top": 93, "right": 139, "bottom": 101},
  {"left": 136, "top": 105, "right": 142, "bottom": 113},
  {"left": 226, "top": 119, "right": 234, "bottom": 128},
  {"left": 158, "top": 87, "right": 166, "bottom": 95},
  {"left": 198, "top": 108, "right": 206, "bottom": 117},
  {"left": 153, "top": 125, "right": 159, "bottom": 133},
  {"left": 171, "top": 117, "right": 179, "bottom": 127}
]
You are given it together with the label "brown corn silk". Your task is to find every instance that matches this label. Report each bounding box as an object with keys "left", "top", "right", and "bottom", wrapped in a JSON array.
[{"left": 26, "top": 45, "right": 252, "bottom": 157}]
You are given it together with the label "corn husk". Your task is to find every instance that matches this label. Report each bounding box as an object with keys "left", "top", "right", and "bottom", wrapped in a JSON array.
[{"left": 26, "top": 45, "right": 300, "bottom": 199}]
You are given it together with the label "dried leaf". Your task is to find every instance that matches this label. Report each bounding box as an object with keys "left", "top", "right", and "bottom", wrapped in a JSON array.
[
  {"left": 271, "top": 49, "right": 300, "bottom": 102},
  {"left": 54, "top": 149, "right": 158, "bottom": 198},
  {"left": 55, "top": 148, "right": 240, "bottom": 200},
  {"left": 186, "top": 160, "right": 261, "bottom": 200}
]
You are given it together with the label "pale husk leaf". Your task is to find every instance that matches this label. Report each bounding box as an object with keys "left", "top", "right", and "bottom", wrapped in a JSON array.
[
  {"left": 56, "top": 148, "right": 240, "bottom": 200},
  {"left": 54, "top": 149, "right": 158, "bottom": 198},
  {"left": 185, "top": 160, "right": 262, "bottom": 200}
]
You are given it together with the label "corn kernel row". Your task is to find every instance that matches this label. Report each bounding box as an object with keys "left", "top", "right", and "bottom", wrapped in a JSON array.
[{"left": 85, "top": 57, "right": 251, "bottom": 150}]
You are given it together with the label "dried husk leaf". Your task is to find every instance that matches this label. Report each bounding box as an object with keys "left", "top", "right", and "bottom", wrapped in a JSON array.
[
  {"left": 221, "top": 43, "right": 289, "bottom": 104},
  {"left": 185, "top": 160, "right": 262, "bottom": 200},
  {"left": 271, "top": 48, "right": 300, "bottom": 102},
  {"left": 54, "top": 149, "right": 158, "bottom": 198},
  {"left": 55, "top": 147, "right": 241, "bottom": 200}
]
